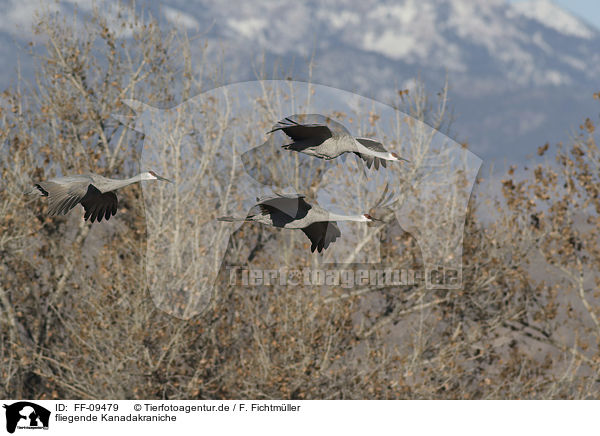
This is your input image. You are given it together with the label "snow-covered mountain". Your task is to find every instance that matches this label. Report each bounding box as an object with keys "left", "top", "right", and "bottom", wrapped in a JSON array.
[{"left": 1, "top": 0, "right": 599, "bottom": 165}]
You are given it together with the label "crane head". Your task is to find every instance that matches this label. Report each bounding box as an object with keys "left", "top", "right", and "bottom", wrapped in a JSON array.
[
  {"left": 364, "top": 213, "right": 383, "bottom": 222},
  {"left": 391, "top": 152, "right": 410, "bottom": 163},
  {"left": 148, "top": 171, "right": 173, "bottom": 183}
]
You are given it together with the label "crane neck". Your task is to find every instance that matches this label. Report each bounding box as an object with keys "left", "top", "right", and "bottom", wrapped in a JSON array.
[
  {"left": 326, "top": 212, "right": 368, "bottom": 222},
  {"left": 101, "top": 173, "right": 146, "bottom": 192}
]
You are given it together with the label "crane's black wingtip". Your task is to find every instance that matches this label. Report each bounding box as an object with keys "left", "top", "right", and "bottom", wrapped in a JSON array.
[
  {"left": 284, "top": 117, "right": 301, "bottom": 125},
  {"left": 34, "top": 184, "right": 48, "bottom": 196}
]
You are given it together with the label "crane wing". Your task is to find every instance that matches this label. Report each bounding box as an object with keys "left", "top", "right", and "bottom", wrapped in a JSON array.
[
  {"left": 355, "top": 137, "right": 388, "bottom": 153},
  {"left": 35, "top": 176, "right": 92, "bottom": 216},
  {"left": 301, "top": 221, "right": 341, "bottom": 253},
  {"left": 80, "top": 185, "right": 118, "bottom": 223},
  {"left": 269, "top": 117, "right": 333, "bottom": 150},
  {"left": 257, "top": 195, "right": 312, "bottom": 226},
  {"left": 353, "top": 152, "right": 387, "bottom": 170},
  {"left": 354, "top": 137, "right": 388, "bottom": 170}
]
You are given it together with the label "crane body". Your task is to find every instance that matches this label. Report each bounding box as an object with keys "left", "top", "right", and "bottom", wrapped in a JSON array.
[
  {"left": 218, "top": 194, "right": 373, "bottom": 252},
  {"left": 31, "top": 171, "right": 171, "bottom": 223},
  {"left": 269, "top": 117, "right": 409, "bottom": 170}
]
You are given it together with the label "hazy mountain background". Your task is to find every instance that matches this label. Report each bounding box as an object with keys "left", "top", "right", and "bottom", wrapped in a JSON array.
[{"left": 1, "top": 0, "right": 598, "bottom": 169}]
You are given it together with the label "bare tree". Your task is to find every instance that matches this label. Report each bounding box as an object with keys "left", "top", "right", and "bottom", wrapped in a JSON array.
[{"left": 1, "top": 3, "right": 598, "bottom": 400}]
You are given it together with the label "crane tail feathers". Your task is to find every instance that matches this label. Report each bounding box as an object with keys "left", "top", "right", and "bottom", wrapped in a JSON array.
[{"left": 217, "top": 216, "right": 245, "bottom": 222}]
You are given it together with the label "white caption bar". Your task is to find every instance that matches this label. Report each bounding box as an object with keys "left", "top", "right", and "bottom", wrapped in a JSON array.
[{"left": 0, "top": 400, "right": 596, "bottom": 435}]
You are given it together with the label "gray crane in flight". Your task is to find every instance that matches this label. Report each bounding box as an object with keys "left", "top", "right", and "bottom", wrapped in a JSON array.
[
  {"left": 31, "top": 171, "right": 172, "bottom": 223},
  {"left": 269, "top": 117, "right": 410, "bottom": 170},
  {"left": 218, "top": 194, "right": 376, "bottom": 253}
]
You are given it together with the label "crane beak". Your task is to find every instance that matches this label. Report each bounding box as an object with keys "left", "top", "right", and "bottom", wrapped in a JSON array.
[
  {"left": 156, "top": 175, "right": 173, "bottom": 183},
  {"left": 365, "top": 213, "right": 384, "bottom": 222}
]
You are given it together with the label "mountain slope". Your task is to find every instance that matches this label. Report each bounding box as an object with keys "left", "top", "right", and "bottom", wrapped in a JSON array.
[{"left": 1, "top": 0, "right": 598, "bottom": 164}]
